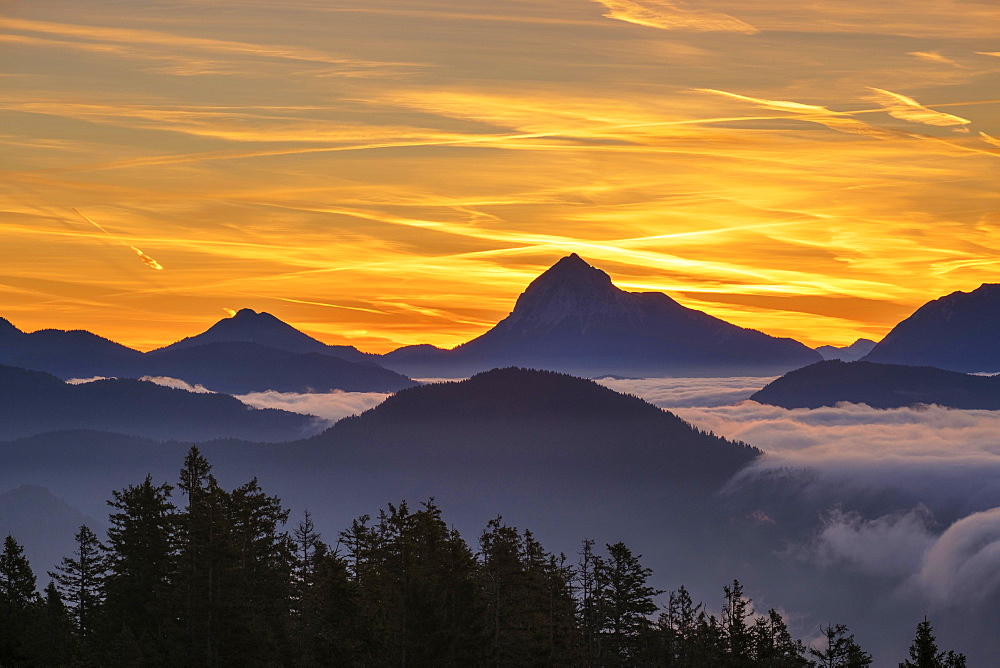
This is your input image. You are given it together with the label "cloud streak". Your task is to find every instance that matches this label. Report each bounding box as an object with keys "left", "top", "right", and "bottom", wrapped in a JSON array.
[
  {"left": 592, "top": 0, "right": 758, "bottom": 33},
  {"left": 866, "top": 88, "right": 971, "bottom": 127},
  {"left": 72, "top": 209, "right": 164, "bottom": 271}
]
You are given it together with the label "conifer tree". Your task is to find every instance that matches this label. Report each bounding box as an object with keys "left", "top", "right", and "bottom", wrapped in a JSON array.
[
  {"left": 0, "top": 534, "right": 39, "bottom": 664},
  {"left": 176, "top": 446, "right": 234, "bottom": 666},
  {"left": 809, "top": 624, "right": 871, "bottom": 668},
  {"left": 226, "top": 475, "right": 294, "bottom": 663},
  {"left": 480, "top": 518, "right": 579, "bottom": 666},
  {"left": 49, "top": 524, "right": 108, "bottom": 638},
  {"left": 899, "top": 618, "right": 966, "bottom": 668},
  {"left": 592, "top": 541, "right": 662, "bottom": 665},
  {"left": 750, "top": 609, "right": 809, "bottom": 666},
  {"left": 102, "top": 475, "right": 179, "bottom": 664}
]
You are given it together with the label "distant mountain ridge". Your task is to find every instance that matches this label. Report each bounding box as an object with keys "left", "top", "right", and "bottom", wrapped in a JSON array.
[
  {"left": 815, "top": 338, "right": 876, "bottom": 361},
  {"left": 862, "top": 283, "right": 1000, "bottom": 372},
  {"left": 154, "top": 308, "right": 376, "bottom": 364},
  {"left": 0, "top": 313, "right": 415, "bottom": 393},
  {"left": 382, "top": 254, "right": 821, "bottom": 378},
  {"left": 751, "top": 359, "right": 1000, "bottom": 410},
  {"left": 0, "top": 363, "right": 324, "bottom": 442}
]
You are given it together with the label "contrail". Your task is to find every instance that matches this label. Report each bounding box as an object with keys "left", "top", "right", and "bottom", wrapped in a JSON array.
[{"left": 72, "top": 208, "right": 164, "bottom": 270}]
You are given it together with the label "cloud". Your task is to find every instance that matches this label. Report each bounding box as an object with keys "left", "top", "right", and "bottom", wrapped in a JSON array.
[
  {"left": 908, "top": 51, "right": 960, "bottom": 67},
  {"left": 913, "top": 507, "right": 1000, "bottom": 605},
  {"left": 232, "top": 389, "right": 390, "bottom": 421},
  {"left": 980, "top": 132, "right": 1000, "bottom": 149},
  {"left": 592, "top": 0, "right": 758, "bottom": 33},
  {"left": 139, "top": 376, "right": 214, "bottom": 394},
  {"left": 866, "top": 88, "right": 971, "bottom": 127},
  {"left": 65, "top": 376, "right": 109, "bottom": 385},
  {"left": 694, "top": 89, "right": 904, "bottom": 139},
  {"left": 595, "top": 375, "right": 772, "bottom": 407},
  {"left": 803, "top": 506, "right": 937, "bottom": 577}
]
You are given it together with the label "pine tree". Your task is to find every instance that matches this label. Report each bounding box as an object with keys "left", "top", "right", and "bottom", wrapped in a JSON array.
[
  {"left": 750, "top": 609, "right": 809, "bottom": 667},
  {"left": 25, "top": 582, "right": 77, "bottom": 665},
  {"left": 592, "top": 541, "right": 662, "bottom": 665},
  {"left": 49, "top": 524, "right": 108, "bottom": 638},
  {"left": 101, "top": 475, "right": 179, "bottom": 665},
  {"left": 899, "top": 618, "right": 966, "bottom": 668},
  {"left": 0, "top": 534, "right": 39, "bottom": 664},
  {"left": 479, "top": 518, "right": 579, "bottom": 666},
  {"left": 341, "top": 500, "right": 486, "bottom": 665},
  {"left": 226, "top": 475, "right": 294, "bottom": 664},
  {"left": 809, "top": 624, "right": 871, "bottom": 668},
  {"left": 175, "top": 446, "right": 234, "bottom": 666},
  {"left": 721, "top": 579, "right": 754, "bottom": 666}
]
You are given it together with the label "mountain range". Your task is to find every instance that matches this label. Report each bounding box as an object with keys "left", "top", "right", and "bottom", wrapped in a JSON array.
[
  {"left": 815, "top": 338, "right": 876, "bottom": 362},
  {"left": 382, "top": 254, "right": 821, "bottom": 377},
  {"left": 751, "top": 359, "right": 1000, "bottom": 410},
  {"left": 0, "top": 311, "right": 416, "bottom": 394}
]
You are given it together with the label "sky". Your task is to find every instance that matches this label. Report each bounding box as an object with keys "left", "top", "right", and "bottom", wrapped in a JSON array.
[{"left": 2, "top": 0, "right": 999, "bottom": 352}]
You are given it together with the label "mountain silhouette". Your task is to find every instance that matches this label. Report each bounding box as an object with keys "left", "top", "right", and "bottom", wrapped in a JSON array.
[
  {"left": 0, "top": 318, "right": 143, "bottom": 379},
  {"left": 0, "top": 314, "right": 416, "bottom": 393},
  {"left": 0, "top": 363, "right": 324, "bottom": 442},
  {"left": 751, "top": 359, "right": 1000, "bottom": 409},
  {"left": 155, "top": 308, "right": 376, "bottom": 364},
  {"left": 308, "top": 366, "right": 761, "bottom": 484},
  {"left": 382, "top": 254, "right": 820, "bottom": 378},
  {"left": 815, "top": 338, "right": 876, "bottom": 361},
  {"left": 862, "top": 284, "right": 1000, "bottom": 372},
  {"left": 141, "top": 341, "right": 417, "bottom": 394}
]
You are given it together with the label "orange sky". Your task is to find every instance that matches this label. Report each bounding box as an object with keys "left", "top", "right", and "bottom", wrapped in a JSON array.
[{"left": 2, "top": 0, "right": 999, "bottom": 352}]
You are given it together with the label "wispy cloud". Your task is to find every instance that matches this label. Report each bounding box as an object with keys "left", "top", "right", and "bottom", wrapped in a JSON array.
[
  {"left": 72, "top": 209, "right": 164, "bottom": 271},
  {"left": 592, "top": 0, "right": 758, "bottom": 33},
  {"left": 866, "top": 88, "right": 971, "bottom": 127},
  {"left": 908, "top": 51, "right": 960, "bottom": 67}
]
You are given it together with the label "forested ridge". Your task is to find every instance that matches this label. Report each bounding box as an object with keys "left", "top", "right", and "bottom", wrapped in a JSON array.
[{"left": 0, "top": 448, "right": 966, "bottom": 667}]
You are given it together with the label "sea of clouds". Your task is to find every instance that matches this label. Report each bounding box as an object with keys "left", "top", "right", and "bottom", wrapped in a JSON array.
[{"left": 597, "top": 375, "right": 1000, "bottom": 619}]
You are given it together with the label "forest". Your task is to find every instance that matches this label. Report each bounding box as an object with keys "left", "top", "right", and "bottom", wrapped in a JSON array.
[{"left": 0, "top": 447, "right": 966, "bottom": 667}]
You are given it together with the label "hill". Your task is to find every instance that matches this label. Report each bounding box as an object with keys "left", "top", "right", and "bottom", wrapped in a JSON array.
[
  {"left": 0, "top": 318, "right": 143, "bottom": 379},
  {"left": 750, "top": 359, "right": 1000, "bottom": 409},
  {"left": 0, "top": 364, "right": 324, "bottom": 442},
  {"left": 310, "top": 367, "right": 761, "bottom": 484},
  {"left": 381, "top": 254, "right": 820, "bottom": 378}
]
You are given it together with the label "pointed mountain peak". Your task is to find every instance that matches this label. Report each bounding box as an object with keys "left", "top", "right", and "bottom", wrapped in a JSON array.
[{"left": 530, "top": 254, "right": 615, "bottom": 291}]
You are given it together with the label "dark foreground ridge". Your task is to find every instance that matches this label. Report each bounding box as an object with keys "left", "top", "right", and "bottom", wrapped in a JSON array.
[
  {"left": 382, "top": 254, "right": 821, "bottom": 378},
  {"left": 751, "top": 359, "right": 1000, "bottom": 410}
]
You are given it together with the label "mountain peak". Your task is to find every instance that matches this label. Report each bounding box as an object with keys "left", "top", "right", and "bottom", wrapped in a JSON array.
[
  {"left": 232, "top": 308, "right": 258, "bottom": 319},
  {"left": 536, "top": 253, "right": 613, "bottom": 287}
]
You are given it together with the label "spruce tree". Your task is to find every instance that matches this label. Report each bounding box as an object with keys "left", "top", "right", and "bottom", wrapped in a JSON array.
[
  {"left": 592, "top": 541, "right": 662, "bottom": 665},
  {"left": 899, "top": 618, "right": 966, "bottom": 668},
  {"left": 0, "top": 534, "right": 39, "bottom": 664},
  {"left": 809, "top": 624, "right": 872, "bottom": 668},
  {"left": 49, "top": 524, "right": 108, "bottom": 638},
  {"left": 102, "top": 475, "right": 179, "bottom": 664}
]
